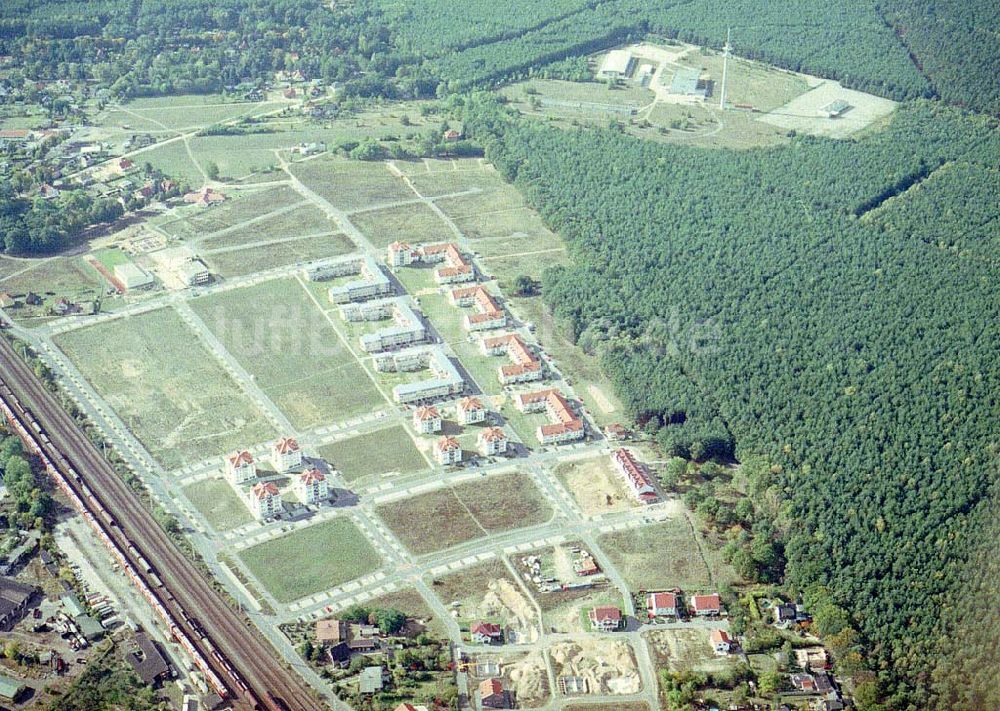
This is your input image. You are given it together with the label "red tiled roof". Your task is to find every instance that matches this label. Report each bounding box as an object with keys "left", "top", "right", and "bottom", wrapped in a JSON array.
[
  {"left": 250, "top": 481, "right": 279, "bottom": 499},
  {"left": 710, "top": 629, "right": 731, "bottom": 644},
  {"left": 589, "top": 606, "right": 621, "bottom": 622},
  {"left": 435, "top": 436, "right": 460, "bottom": 452},
  {"left": 458, "top": 396, "right": 483, "bottom": 412},
  {"left": 227, "top": 450, "right": 254, "bottom": 467},
  {"left": 647, "top": 592, "right": 677, "bottom": 610},
  {"left": 471, "top": 622, "right": 501, "bottom": 637},
  {"left": 300, "top": 468, "right": 325, "bottom": 484},
  {"left": 414, "top": 405, "right": 440, "bottom": 421},
  {"left": 691, "top": 593, "right": 721, "bottom": 611},
  {"left": 479, "top": 678, "right": 504, "bottom": 697},
  {"left": 274, "top": 436, "right": 300, "bottom": 454},
  {"left": 479, "top": 427, "right": 506, "bottom": 442}
]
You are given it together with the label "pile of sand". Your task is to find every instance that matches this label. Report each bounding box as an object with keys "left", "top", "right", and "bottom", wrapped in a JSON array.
[
  {"left": 506, "top": 651, "right": 549, "bottom": 706},
  {"left": 550, "top": 639, "right": 640, "bottom": 695},
  {"left": 479, "top": 579, "right": 538, "bottom": 641}
]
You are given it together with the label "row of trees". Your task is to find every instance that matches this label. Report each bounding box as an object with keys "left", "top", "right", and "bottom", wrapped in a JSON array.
[{"left": 460, "top": 94, "right": 999, "bottom": 709}]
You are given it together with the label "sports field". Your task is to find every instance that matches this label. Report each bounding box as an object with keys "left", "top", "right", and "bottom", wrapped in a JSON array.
[
  {"left": 189, "top": 277, "right": 386, "bottom": 430},
  {"left": 183, "top": 477, "right": 254, "bottom": 531},
  {"left": 239, "top": 517, "right": 382, "bottom": 603},
  {"left": 376, "top": 471, "right": 552, "bottom": 555},
  {"left": 316, "top": 425, "right": 428, "bottom": 482},
  {"left": 598, "top": 514, "right": 736, "bottom": 591},
  {"left": 53, "top": 308, "right": 276, "bottom": 469}
]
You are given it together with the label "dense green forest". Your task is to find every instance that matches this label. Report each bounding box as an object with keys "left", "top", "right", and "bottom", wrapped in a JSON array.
[
  {"left": 462, "top": 96, "right": 999, "bottom": 709},
  {"left": 879, "top": 0, "right": 1000, "bottom": 114},
  {"left": 2, "top": 0, "right": 995, "bottom": 109}
]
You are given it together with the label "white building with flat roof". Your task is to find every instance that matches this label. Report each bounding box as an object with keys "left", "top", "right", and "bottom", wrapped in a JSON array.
[
  {"left": 328, "top": 256, "right": 392, "bottom": 303},
  {"left": 375, "top": 347, "right": 465, "bottom": 404},
  {"left": 359, "top": 301, "right": 427, "bottom": 353},
  {"left": 598, "top": 50, "right": 635, "bottom": 78},
  {"left": 113, "top": 262, "right": 155, "bottom": 290}
]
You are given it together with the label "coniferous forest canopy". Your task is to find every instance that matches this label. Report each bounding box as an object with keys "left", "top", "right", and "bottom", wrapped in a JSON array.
[{"left": 460, "top": 96, "right": 999, "bottom": 710}]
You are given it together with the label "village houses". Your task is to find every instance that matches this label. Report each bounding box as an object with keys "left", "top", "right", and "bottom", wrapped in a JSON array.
[
  {"left": 470, "top": 621, "right": 503, "bottom": 645},
  {"left": 690, "top": 593, "right": 722, "bottom": 617},
  {"left": 646, "top": 591, "right": 679, "bottom": 618}
]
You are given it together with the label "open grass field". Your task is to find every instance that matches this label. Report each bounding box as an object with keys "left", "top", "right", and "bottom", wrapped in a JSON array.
[
  {"left": 53, "top": 307, "right": 276, "bottom": 469},
  {"left": 453, "top": 207, "right": 562, "bottom": 259},
  {"left": 141, "top": 139, "right": 206, "bottom": 185},
  {"left": 183, "top": 477, "right": 254, "bottom": 532},
  {"left": 501, "top": 77, "right": 655, "bottom": 117},
  {"left": 239, "top": 517, "right": 382, "bottom": 603},
  {"left": 350, "top": 202, "right": 453, "bottom": 248},
  {"left": 189, "top": 276, "right": 385, "bottom": 430},
  {"left": 480, "top": 248, "right": 571, "bottom": 283},
  {"left": 0, "top": 256, "right": 103, "bottom": 323},
  {"left": 202, "top": 232, "right": 355, "bottom": 278},
  {"left": 555, "top": 456, "right": 637, "bottom": 516},
  {"left": 198, "top": 203, "right": 333, "bottom": 251},
  {"left": 112, "top": 95, "right": 274, "bottom": 130},
  {"left": 290, "top": 156, "right": 413, "bottom": 211},
  {"left": 405, "top": 165, "right": 506, "bottom": 199},
  {"left": 316, "top": 425, "right": 428, "bottom": 482},
  {"left": 377, "top": 471, "right": 552, "bottom": 555},
  {"left": 159, "top": 186, "right": 305, "bottom": 239},
  {"left": 434, "top": 181, "right": 525, "bottom": 218},
  {"left": 675, "top": 51, "right": 810, "bottom": 113},
  {"left": 598, "top": 513, "right": 736, "bottom": 592}
]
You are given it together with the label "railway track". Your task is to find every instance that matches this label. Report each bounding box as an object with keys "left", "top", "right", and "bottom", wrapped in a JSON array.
[{"left": 0, "top": 337, "right": 324, "bottom": 711}]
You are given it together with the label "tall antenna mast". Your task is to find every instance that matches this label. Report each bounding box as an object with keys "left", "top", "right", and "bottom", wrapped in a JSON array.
[{"left": 719, "top": 26, "right": 731, "bottom": 110}]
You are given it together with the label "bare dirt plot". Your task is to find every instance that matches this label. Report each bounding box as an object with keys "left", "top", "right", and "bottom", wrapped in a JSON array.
[
  {"left": 486, "top": 650, "right": 551, "bottom": 708},
  {"left": 377, "top": 472, "right": 553, "bottom": 555},
  {"left": 182, "top": 477, "right": 253, "bottom": 531},
  {"left": 550, "top": 638, "right": 641, "bottom": 695},
  {"left": 316, "top": 425, "right": 428, "bottom": 482},
  {"left": 431, "top": 559, "right": 538, "bottom": 640},
  {"left": 758, "top": 80, "right": 897, "bottom": 138},
  {"left": 239, "top": 517, "right": 382, "bottom": 603},
  {"left": 53, "top": 308, "right": 276, "bottom": 469},
  {"left": 351, "top": 201, "right": 455, "bottom": 249},
  {"left": 290, "top": 156, "right": 413, "bottom": 211},
  {"left": 189, "top": 276, "right": 386, "bottom": 430},
  {"left": 202, "top": 233, "right": 356, "bottom": 278},
  {"left": 598, "top": 512, "right": 736, "bottom": 591},
  {"left": 555, "top": 456, "right": 637, "bottom": 516},
  {"left": 644, "top": 628, "right": 732, "bottom": 674}
]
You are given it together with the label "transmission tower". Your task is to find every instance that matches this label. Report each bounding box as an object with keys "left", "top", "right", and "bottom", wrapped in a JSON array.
[{"left": 719, "top": 27, "right": 731, "bottom": 110}]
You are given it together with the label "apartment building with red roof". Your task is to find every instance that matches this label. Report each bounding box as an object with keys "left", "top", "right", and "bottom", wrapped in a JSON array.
[
  {"left": 224, "top": 449, "right": 257, "bottom": 484},
  {"left": 433, "top": 436, "right": 462, "bottom": 465},
  {"left": 456, "top": 396, "right": 487, "bottom": 425},
  {"left": 481, "top": 333, "right": 543, "bottom": 385},
  {"left": 413, "top": 405, "right": 442, "bottom": 434},
  {"left": 247, "top": 481, "right": 282, "bottom": 519},
  {"left": 449, "top": 285, "right": 506, "bottom": 331},
  {"left": 270, "top": 436, "right": 303, "bottom": 472},
  {"left": 296, "top": 468, "right": 329, "bottom": 504},
  {"left": 477, "top": 427, "right": 508, "bottom": 456},
  {"left": 514, "top": 388, "right": 585, "bottom": 445},
  {"left": 611, "top": 448, "right": 660, "bottom": 505}
]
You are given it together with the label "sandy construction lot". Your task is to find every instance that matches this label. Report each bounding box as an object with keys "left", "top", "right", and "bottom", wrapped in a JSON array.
[
  {"left": 758, "top": 80, "right": 897, "bottom": 138},
  {"left": 550, "top": 638, "right": 641, "bottom": 695}
]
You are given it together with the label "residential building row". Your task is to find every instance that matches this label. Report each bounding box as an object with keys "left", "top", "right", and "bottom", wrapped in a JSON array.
[
  {"left": 645, "top": 591, "right": 723, "bottom": 619},
  {"left": 610, "top": 448, "right": 660, "bottom": 505},
  {"left": 350, "top": 300, "right": 427, "bottom": 353},
  {"left": 324, "top": 256, "right": 393, "bottom": 303},
  {"left": 481, "top": 333, "right": 543, "bottom": 385},
  {"left": 387, "top": 241, "right": 474, "bottom": 285},
  {"left": 375, "top": 346, "right": 465, "bottom": 404},
  {"left": 514, "top": 388, "right": 585, "bottom": 445},
  {"left": 449, "top": 285, "right": 506, "bottom": 332},
  {"left": 413, "top": 403, "right": 507, "bottom": 459}
]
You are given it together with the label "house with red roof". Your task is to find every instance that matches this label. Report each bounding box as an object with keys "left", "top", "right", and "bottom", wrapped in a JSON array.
[
  {"left": 690, "top": 593, "right": 722, "bottom": 617},
  {"left": 479, "top": 678, "right": 510, "bottom": 709},
  {"left": 710, "top": 628, "right": 733, "bottom": 654},
  {"left": 456, "top": 396, "right": 486, "bottom": 425},
  {"left": 393, "top": 703, "right": 429, "bottom": 711},
  {"left": 646, "top": 591, "right": 678, "bottom": 618},
  {"left": 412, "top": 405, "right": 442, "bottom": 434},
  {"left": 224, "top": 449, "right": 257, "bottom": 484},
  {"left": 246, "top": 482, "right": 282, "bottom": 519},
  {"left": 433, "top": 436, "right": 462, "bottom": 465},
  {"left": 183, "top": 187, "right": 226, "bottom": 206},
  {"left": 588, "top": 606, "right": 622, "bottom": 632},
  {"left": 477, "top": 427, "right": 508, "bottom": 456},
  {"left": 270, "top": 437, "right": 303, "bottom": 472},
  {"left": 611, "top": 448, "right": 660, "bottom": 505},
  {"left": 470, "top": 621, "right": 503, "bottom": 644},
  {"left": 296, "top": 468, "right": 329, "bottom": 504}
]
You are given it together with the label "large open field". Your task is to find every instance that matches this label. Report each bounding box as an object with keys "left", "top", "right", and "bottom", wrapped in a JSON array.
[
  {"left": 189, "top": 277, "right": 385, "bottom": 430},
  {"left": 202, "top": 232, "right": 356, "bottom": 278},
  {"left": 0, "top": 256, "right": 103, "bottom": 323},
  {"left": 238, "top": 517, "right": 382, "bottom": 603},
  {"left": 197, "top": 203, "right": 333, "bottom": 251},
  {"left": 351, "top": 202, "right": 453, "bottom": 249},
  {"left": 316, "top": 425, "right": 428, "bottom": 482},
  {"left": 156, "top": 186, "right": 305, "bottom": 240},
  {"left": 376, "top": 472, "right": 552, "bottom": 555},
  {"left": 290, "top": 156, "right": 413, "bottom": 211},
  {"left": 183, "top": 477, "right": 254, "bottom": 532},
  {"left": 598, "top": 513, "right": 736, "bottom": 592},
  {"left": 555, "top": 456, "right": 636, "bottom": 516},
  {"left": 54, "top": 308, "right": 276, "bottom": 469}
]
